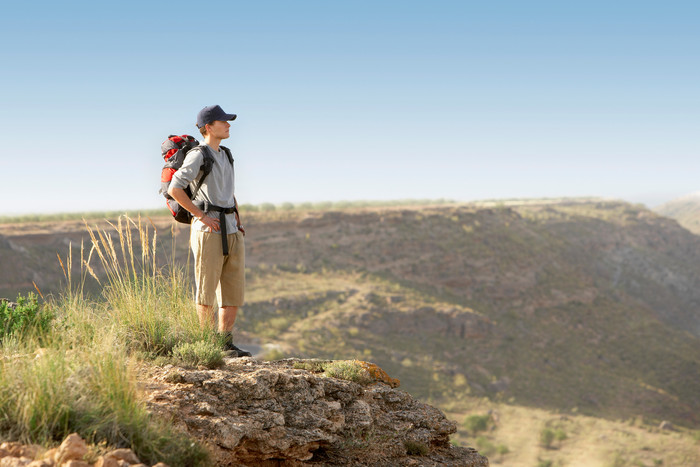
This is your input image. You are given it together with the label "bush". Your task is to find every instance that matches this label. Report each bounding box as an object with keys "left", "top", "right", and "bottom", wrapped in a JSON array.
[
  {"left": 0, "top": 293, "right": 53, "bottom": 340},
  {"left": 554, "top": 428, "right": 567, "bottom": 441},
  {"left": 172, "top": 340, "right": 224, "bottom": 369},
  {"left": 463, "top": 414, "right": 491, "bottom": 435},
  {"left": 540, "top": 428, "right": 556, "bottom": 448},
  {"left": 540, "top": 426, "right": 567, "bottom": 449}
]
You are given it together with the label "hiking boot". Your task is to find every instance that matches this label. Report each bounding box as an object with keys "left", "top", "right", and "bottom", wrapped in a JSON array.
[
  {"left": 224, "top": 341, "right": 252, "bottom": 357},
  {"left": 221, "top": 332, "right": 252, "bottom": 357}
]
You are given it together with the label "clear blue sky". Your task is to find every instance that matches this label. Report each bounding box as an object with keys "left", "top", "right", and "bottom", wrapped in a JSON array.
[{"left": 2, "top": 0, "right": 698, "bottom": 214}]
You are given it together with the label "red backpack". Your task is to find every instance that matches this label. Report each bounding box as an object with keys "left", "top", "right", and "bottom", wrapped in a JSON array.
[
  {"left": 159, "top": 135, "right": 234, "bottom": 224},
  {"left": 160, "top": 135, "right": 210, "bottom": 223}
]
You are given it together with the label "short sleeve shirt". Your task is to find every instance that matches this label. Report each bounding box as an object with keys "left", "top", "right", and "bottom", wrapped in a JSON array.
[{"left": 170, "top": 144, "right": 239, "bottom": 233}]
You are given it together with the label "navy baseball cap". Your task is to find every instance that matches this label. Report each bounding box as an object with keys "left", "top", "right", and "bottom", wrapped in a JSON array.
[{"left": 196, "top": 105, "right": 237, "bottom": 128}]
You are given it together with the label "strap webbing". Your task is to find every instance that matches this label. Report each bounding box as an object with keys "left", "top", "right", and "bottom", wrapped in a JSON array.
[{"left": 206, "top": 204, "right": 238, "bottom": 255}]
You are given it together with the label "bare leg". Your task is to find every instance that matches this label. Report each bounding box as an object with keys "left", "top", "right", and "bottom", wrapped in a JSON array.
[
  {"left": 197, "top": 304, "right": 216, "bottom": 329},
  {"left": 218, "top": 306, "right": 238, "bottom": 333}
]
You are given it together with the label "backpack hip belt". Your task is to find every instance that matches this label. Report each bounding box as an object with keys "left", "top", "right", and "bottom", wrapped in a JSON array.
[{"left": 200, "top": 202, "right": 239, "bottom": 255}]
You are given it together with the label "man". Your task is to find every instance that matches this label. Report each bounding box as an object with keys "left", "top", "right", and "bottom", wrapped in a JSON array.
[{"left": 168, "top": 104, "right": 251, "bottom": 357}]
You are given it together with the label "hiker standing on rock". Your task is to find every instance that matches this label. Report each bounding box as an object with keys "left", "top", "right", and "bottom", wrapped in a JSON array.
[{"left": 167, "top": 105, "right": 251, "bottom": 357}]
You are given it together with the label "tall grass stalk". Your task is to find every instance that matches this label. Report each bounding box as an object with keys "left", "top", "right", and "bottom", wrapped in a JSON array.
[{"left": 82, "top": 215, "right": 216, "bottom": 355}]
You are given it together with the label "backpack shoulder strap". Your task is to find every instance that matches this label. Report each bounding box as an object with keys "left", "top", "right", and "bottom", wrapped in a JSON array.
[
  {"left": 189, "top": 146, "right": 214, "bottom": 199},
  {"left": 220, "top": 146, "right": 234, "bottom": 165},
  {"left": 196, "top": 145, "right": 215, "bottom": 176}
]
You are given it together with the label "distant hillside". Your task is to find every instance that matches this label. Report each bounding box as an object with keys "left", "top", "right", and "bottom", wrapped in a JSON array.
[
  {"left": 237, "top": 201, "right": 700, "bottom": 429},
  {"left": 2, "top": 200, "right": 700, "bottom": 432},
  {"left": 655, "top": 192, "right": 700, "bottom": 234}
]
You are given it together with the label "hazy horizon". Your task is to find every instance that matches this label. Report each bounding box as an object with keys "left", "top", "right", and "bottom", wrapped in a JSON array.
[{"left": 0, "top": 194, "right": 683, "bottom": 219}]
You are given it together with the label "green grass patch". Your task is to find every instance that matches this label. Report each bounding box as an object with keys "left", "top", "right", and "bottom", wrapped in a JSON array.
[{"left": 0, "top": 337, "right": 209, "bottom": 466}]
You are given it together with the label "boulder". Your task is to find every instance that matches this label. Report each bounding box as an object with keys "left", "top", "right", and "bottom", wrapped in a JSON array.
[
  {"left": 54, "top": 434, "right": 87, "bottom": 464},
  {"left": 143, "top": 358, "right": 489, "bottom": 466},
  {"left": 104, "top": 449, "right": 140, "bottom": 465}
]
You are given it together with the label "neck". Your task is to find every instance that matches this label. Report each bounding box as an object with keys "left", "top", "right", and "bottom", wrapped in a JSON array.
[{"left": 204, "top": 135, "right": 221, "bottom": 152}]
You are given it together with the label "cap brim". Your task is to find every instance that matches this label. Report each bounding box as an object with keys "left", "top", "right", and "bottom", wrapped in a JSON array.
[{"left": 225, "top": 114, "right": 237, "bottom": 121}]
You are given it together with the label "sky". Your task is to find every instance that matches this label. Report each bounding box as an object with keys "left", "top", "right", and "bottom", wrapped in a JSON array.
[{"left": 2, "top": 0, "right": 698, "bottom": 214}]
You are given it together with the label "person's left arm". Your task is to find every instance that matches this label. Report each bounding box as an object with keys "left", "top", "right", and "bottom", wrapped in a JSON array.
[{"left": 234, "top": 195, "right": 245, "bottom": 236}]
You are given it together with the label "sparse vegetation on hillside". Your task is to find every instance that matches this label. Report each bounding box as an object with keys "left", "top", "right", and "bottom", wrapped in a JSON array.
[
  {"left": 448, "top": 399, "right": 700, "bottom": 467},
  {"left": 233, "top": 201, "right": 700, "bottom": 430},
  {"left": 3, "top": 200, "right": 700, "bottom": 466}
]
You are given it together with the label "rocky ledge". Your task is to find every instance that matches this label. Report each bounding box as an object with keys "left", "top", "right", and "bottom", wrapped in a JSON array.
[{"left": 140, "top": 358, "right": 488, "bottom": 466}]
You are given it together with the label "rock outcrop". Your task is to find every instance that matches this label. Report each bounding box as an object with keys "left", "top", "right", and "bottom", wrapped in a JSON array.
[{"left": 140, "top": 358, "right": 488, "bottom": 466}]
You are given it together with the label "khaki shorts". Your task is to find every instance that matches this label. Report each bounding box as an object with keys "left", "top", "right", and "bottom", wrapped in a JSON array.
[{"left": 191, "top": 230, "right": 245, "bottom": 307}]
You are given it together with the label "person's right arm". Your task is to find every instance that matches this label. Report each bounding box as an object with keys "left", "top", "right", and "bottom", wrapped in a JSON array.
[
  {"left": 168, "top": 149, "right": 221, "bottom": 232},
  {"left": 167, "top": 186, "right": 220, "bottom": 232}
]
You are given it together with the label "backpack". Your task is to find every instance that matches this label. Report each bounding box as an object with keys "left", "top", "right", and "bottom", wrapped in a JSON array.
[{"left": 159, "top": 135, "right": 234, "bottom": 224}]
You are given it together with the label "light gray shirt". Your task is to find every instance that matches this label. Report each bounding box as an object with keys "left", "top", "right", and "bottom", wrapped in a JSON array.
[{"left": 170, "top": 143, "right": 239, "bottom": 234}]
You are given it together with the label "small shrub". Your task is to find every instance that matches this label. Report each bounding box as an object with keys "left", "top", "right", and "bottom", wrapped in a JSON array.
[
  {"left": 323, "top": 360, "right": 372, "bottom": 384},
  {"left": 172, "top": 341, "right": 223, "bottom": 369},
  {"left": 404, "top": 440, "right": 429, "bottom": 456},
  {"left": 537, "top": 460, "right": 553, "bottom": 467},
  {"left": 554, "top": 428, "right": 567, "bottom": 441},
  {"left": 540, "top": 428, "right": 556, "bottom": 448},
  {"left": 0, "top": 293, "right": 53, "bottom": 340},
  {"left": 463, "top": 414, "right": 491, "bottom": 435}
]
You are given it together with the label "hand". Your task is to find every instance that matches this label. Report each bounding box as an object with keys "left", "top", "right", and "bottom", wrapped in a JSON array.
[
  {"left": 239, "top": 226, "right": 246, "bottom": 236},
  {"left": 199, "top": 215, "right": 220, "bottom": 232}
]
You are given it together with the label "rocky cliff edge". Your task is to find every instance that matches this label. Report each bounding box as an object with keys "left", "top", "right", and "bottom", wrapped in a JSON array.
[{"left": 140, "top": 357, "right": 488, "bottom": 466}]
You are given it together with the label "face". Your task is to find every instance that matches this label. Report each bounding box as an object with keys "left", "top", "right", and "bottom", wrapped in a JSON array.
[{"left": 206, "top": 120, "right": 231, "bottom": 139}]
